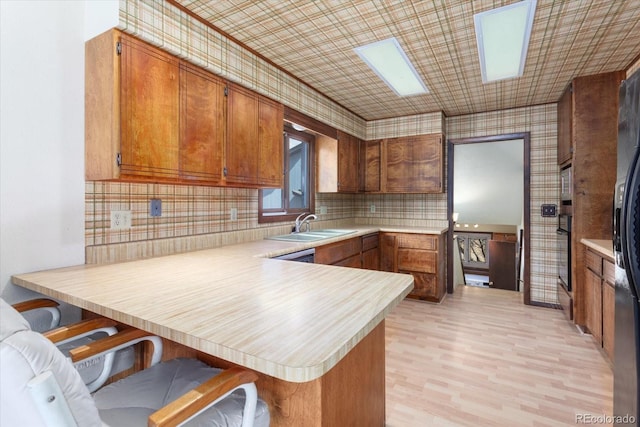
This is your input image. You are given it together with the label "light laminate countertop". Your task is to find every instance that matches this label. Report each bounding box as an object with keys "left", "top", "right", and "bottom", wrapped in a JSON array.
[
  {"left": 581, "top": 238, "right": 614, "bottom": 260},
  {"left": 12, "top": 225, "right": 438, "bottom": 383}
]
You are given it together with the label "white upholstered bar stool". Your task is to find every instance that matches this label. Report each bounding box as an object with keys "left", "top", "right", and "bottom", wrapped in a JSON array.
[{"left": 0, "top": 298, "right": 270, "bottom": 427}]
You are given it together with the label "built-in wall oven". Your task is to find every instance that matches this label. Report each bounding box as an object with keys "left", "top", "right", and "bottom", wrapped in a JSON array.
[{"left": 557, "top": 214, "right": 572, "bottom": 291}]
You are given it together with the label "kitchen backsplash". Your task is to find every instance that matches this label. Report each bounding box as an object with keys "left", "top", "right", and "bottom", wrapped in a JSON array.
[
  {"left": 84, "top": 183, "right": 447, "bottom": 262},
  {"left": 85, "top": 183, "right": 356, "bottom": 247}
]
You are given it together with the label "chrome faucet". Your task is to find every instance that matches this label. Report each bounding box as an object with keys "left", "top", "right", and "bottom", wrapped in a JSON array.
[{"left": 293, "top": 213, "right": 317, "bottom": 233}]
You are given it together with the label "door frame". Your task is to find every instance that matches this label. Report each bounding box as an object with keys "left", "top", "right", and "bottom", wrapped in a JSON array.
[{"left": 446, "top": 132, "right": 531, "bottom": 304}]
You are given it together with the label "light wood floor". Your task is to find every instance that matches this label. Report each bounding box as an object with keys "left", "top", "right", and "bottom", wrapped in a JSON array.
[{"left": 385, "top": 285, "right": 613, "bottom": 426}]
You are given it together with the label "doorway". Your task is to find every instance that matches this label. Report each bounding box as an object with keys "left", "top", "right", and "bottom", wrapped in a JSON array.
[{"left": 446, "top": 133, "right": 531, "bottom": 304}]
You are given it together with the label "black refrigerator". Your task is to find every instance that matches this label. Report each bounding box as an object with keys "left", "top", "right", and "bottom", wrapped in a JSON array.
[{"left": 614, "top": 67, "right": 640, "bottom": 426}]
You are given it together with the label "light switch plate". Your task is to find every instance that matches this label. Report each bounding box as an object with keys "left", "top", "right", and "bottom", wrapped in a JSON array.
[
  {"left": 541, "top": 204, "right": 557, "bottom": 217},
  {"left": 150, "top": 199, "right": 162, "bottom": 217},
  {"left": 370, "top": 204, "right": 376, "bottom": 213},
  {"left": 230, "top": 208, "right": 238, "bottom": 221},
  {"left": 319, "top": 205, "right": 328, "bottom": 215}
]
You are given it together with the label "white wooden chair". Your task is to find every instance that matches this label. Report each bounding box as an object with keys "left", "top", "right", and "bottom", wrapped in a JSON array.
[
  {"left": 0, "top": 298, "right": 270, "bottom": 427},
  {"left": 12, "top": 298, "right": 122, "bottom": 392},
  {"left": 12, "top": 298, "right": 62, "bottom": 332}
]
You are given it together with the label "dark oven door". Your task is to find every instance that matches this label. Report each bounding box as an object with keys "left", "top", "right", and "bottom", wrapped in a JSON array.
[{"left": 557, "top": 215, "right": 572, "bottom": 291}]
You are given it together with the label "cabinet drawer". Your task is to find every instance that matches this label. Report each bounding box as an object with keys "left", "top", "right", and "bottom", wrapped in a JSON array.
[
  {"left": 397, "top": 248, "right": 436, "bottom": 273},
  {"left": 586, "top": 250, "right": 603, "bottom": 275},
  {"left": 315, "top": 237, "right": 362, "bottom": 265},
  {"left": 397, "top": 234, "right": 437, "bottom": 251},
  {"left": 362, "top": 233, "right": 379, "bottom": 252},
  {"left": 604, "top": 259, "right": 615, "bottom": 285}
]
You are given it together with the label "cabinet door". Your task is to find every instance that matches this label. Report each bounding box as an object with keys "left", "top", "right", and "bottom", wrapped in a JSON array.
[
  {"left": 258, "top": 97, "right": 284, "bottom": 187},
  {"left": 226, "top": 83, "right": 259, "bottom": 184},
  {"left": 364, "top": 140, "right": 381, "bottom": 192},
  {"left": 179, "top": 64, "right": 224, "bottom": 183},
  {"left": 379, "top": 233, "right": 397, "bottom": 272},
  {"left": 401, "top": 272, "right": 437, "bottom": 299},
  {"left": 585, "top": 267, "right": 603, "bottom": 343},
  {"left": 385, "top": 134, "right": 443, "bottom": 193},
  {"left": 603, "top": 280, "right": 615, "bottom": 359},
  {"left": 337, "top": 130, "right": 359, "bottom": 193},
  {"left": 362, "top": 248, "right": 380, "bottom": 271},
  {"left": 120, "top": 34, "right": 180, "bottom": 178},
  {"left": 362, "top": 233, "right": 380, "bottom": 270},
  {"left": 557, "top": 84, "right": 573, "bottom": 165}
]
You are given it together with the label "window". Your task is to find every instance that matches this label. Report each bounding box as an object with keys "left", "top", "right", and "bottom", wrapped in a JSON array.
[
  {"left": 456, "top": 232, "right": 491, "bottom": 269},
  {"left": 259, "top": 125, "right": 314, "bottom": 223}
]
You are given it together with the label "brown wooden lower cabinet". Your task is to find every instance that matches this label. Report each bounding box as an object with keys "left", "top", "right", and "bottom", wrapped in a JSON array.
[
  {"left": 585, "top": 266, "right": 603, "bottom": 343},
  {"left": 583, "top": 245, "right": 615, "bottom": 361},
  {"left": 315, "top": 233, "right": 380, "bottom": 270},
  {"left": 380, "top": 232, "right": 445, "bottom": 302},
  {"left": 315, "top": 236, "right": 362, "bottom": 266}
]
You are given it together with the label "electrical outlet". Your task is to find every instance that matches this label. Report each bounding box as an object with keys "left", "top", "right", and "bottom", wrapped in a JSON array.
[
  {"left": 230, "top": 207, "right": 238, "bottom": 221},
  {"left": 150, "top": 199, "right": 162, "bottom": 217},
  {"left": 370, "top": 204, "right": 376, "bottom": 213},
  {"left": 110, "top": 210, "right": 132, "bottom": 230},
  {"left": 319, "top": 205, "right": 328, "bottom": 215}
]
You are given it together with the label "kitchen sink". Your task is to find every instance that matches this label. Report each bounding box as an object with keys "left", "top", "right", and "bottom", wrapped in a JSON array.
[{"left": 265, "top": 229, "right": 357, "bottom": 242}]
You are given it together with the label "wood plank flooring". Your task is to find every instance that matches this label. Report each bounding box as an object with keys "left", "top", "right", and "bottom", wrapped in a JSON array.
[{"left": 385, "top": 285, "right": 613, "bottom": 426}]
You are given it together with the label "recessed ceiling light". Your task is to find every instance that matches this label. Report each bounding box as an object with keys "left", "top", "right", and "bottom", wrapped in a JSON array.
[
  {"left": 474, "top": 0, "right": 537, "bottom": 83},
  {"left": 354, "top": 37, "right": 429, "bottom": 97}
]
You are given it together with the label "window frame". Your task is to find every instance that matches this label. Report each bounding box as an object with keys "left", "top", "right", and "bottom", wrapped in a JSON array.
[
  {"left": 258, "top": 125, "right": 315, "bottom": 223},
  {"left": 455, "top": 232, "right": 491, "bottom": 269}
]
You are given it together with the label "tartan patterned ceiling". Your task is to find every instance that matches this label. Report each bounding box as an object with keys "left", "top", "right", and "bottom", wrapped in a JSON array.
[{"left": 174, "top": 0, "right": 640, "bottom": 120}]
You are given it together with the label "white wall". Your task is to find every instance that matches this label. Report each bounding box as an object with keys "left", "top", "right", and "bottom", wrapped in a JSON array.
[
  {"left": 453, "top": 139, "right": 524, "bottom": 226},
  {"left": 0, "top": 1, "right": 116, "bottom": 321}
]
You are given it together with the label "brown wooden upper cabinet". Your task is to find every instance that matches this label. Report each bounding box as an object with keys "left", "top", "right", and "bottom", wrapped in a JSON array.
[
  {"left": 364, "top": 134, "right": 444, "bottom": 193},
  {"left": 86, "top": 29, "right": 283, "bottom": 188},
  {"left": 316, "top": 130, "right": 361, "bottom": 193},
  {"left": 226, "top": 83, "right": 284, "bottom": 187},
  {"left": 86, "top": 30, "right": 181, "bottom": 181}
]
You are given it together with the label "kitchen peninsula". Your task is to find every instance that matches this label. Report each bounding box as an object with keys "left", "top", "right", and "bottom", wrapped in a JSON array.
[{"left": 12, "top": 233, "right": 415, "bottom": 426}]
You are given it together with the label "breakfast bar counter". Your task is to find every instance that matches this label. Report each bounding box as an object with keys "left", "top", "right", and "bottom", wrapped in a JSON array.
[{"left": 12, "top": 241, "right": 414, "bottom": 426}]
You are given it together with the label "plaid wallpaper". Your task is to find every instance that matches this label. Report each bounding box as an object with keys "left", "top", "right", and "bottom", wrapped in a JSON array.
[{"left": 171, "top": 0, "right": 640, "bottom": 120}]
